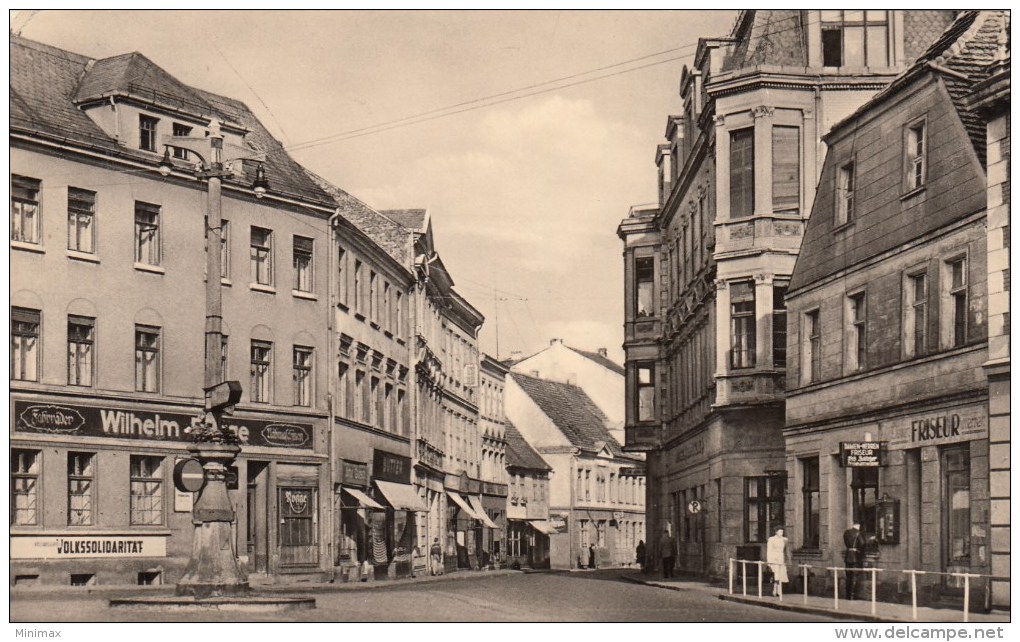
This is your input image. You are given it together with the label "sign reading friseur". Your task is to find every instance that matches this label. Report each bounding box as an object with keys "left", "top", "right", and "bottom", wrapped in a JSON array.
[{"left": 13, "top": 400, "right": 314, "bottom": 450}]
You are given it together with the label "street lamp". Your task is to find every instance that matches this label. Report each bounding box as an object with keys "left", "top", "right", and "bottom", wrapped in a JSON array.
[{"left": 159, "top": 119, "right": 268, "bottom": 598}]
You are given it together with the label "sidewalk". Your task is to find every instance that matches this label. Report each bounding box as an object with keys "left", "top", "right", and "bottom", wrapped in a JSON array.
[{"left": 624, "top": 574, "right": 1010, "bottom": 624}]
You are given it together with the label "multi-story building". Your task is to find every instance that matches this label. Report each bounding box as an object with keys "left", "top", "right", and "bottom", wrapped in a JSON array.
[
  {"left": 505, "top": 422, "right": 554, "bottom": 569},
  {"left": 618, "top": 10, "right": 959, "bottom": 577},
  {"left": 505, "top": 373, "right": 645, "bottom": 570},
  {"left": 10, "top": 36, "right": 338, "bottom": 585},
  {"left": 479, "top": 355, "right": 510, "bottom": 565},
  {"left": 784, "top": 10, "right": 1007, "bottom": 605}
]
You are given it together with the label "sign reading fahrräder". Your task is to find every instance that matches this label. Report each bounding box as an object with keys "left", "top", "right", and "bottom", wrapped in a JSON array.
[
  {"left": 840, "top": 441, "right": 885, "bottom": 467},
  {"left": 11, "top": 534, "right": 168, "bottom": 559}
]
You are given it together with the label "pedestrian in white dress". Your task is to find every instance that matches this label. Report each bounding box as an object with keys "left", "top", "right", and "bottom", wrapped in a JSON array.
[{"left": 766, "top": 526, "right": 790, "bottom": 597}]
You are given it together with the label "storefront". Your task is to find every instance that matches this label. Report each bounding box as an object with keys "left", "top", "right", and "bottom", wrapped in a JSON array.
[
  {"left": 785, "top": 399, "right": 991, "bottom": 603},
  {"left": 445, "top": 472, "right": 490, "bottom": 571},
  {"left": 480, "top": 482, "right": 508, "bottom": 569},
  {"left": 335, "top": 459, "right": 384, "bottom": 582},
  {"left": 371, "top": 449, "right": 428, "bottom": 580},
  {"left": 10, "top": 396, "right": 325, "bottom": 587}
]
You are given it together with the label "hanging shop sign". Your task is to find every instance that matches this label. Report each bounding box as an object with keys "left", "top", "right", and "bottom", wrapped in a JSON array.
[
  {"left": 373, "top": 450, "right": 411, "bottom": 484},
  {"left": 13, "top": 400, "right": 313, "bottom": 449},
  {"left": 11, "top": 534, "right": 168, "bottom": 560},
  {"left": 840, "top": 442, "right": 885, "bottom": 467}
]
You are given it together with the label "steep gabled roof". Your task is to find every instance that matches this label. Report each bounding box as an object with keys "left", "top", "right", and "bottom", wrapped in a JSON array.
[
  {"left": 505, "top": 422, "right": 552, "bottom": 472},
  {"left": 565, "top": 346, "right": 625, "bottom": 376},
  {"left": 723, "top": 9, "right": 807, "bottom": 71},
  {"left": 382, "top": 208, "right": 429, "bottom": 234},
  {"left": 510, "top": 373, "right": 625, "bottom": 457}
]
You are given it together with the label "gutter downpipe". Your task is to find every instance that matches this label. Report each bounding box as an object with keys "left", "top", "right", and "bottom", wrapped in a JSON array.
[{"left": 326, "top": 208, "right": 342, "bottom": 583}]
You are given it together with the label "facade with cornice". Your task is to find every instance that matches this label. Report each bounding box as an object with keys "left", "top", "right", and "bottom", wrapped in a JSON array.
[{"left": 618, "top": 10, "right": 958, "bottom": 578}]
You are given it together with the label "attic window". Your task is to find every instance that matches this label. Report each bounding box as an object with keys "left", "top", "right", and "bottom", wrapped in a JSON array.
[
  {"left": 139, "top": 115, "right": 159, "bottom": 152},
  {"left": 820, "top": 10, "right": 889, "bottom": 68}
]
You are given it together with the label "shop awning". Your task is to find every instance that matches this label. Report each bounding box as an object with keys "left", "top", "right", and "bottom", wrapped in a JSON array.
[
  {"left": 529, "top": 520, "right": 559, "bottom": 535},
  {"left": 468, "top": 495, "right": 498, "bottom": 529},
  {"left": 341, "top": 486, "right": 384, "bottom": 510},
  {"left": 446, "top": 491, "right": 481, "bottom": 519},
  {"left": 374, "top": 480, "right": 428, "bottom": 512}
]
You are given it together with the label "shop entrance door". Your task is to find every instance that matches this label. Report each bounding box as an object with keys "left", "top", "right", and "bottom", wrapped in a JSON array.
[
  {"left": 247, "top": 461, "right": 269, "bottom": 574},
  {"left": 279, "top": 486, "right": 319, "bottom": 566},
  {"left": 942, "top": 445, "right": 971, "bottom": 587}
]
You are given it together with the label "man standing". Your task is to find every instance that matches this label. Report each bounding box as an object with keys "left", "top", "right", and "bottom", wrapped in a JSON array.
[
  {"left": 843, "top": 520, "right": 864, "bottom": 599},
  {"left": 659, "top": 528, "right": 676, "bottom": 579}
]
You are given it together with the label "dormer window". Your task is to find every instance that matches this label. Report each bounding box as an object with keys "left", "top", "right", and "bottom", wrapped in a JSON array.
[
  {"left": 172, "top": 123, "right": 192, "bottom": 159},
  {"left": 821, "top": 10, "right": 889, "bottom": 68},
  {"left": 139, "top": 115, "right": 159, "bottom": 152}
]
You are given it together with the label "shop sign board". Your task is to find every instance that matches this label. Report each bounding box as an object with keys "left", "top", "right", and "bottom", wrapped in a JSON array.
[
  {"left": 840, "top": 442, "right": 885, "bottom": 467},
  {"left": 482, "top": 482, "right": 508, "bottom": 497},
  {"left": 373, "top": 450, "right": 411, "bottom": 484},
  {"left": 14, "top": 400, "right": 313, "bottom": 449},
  {"left": 341, "top": 460, "right": 369, "bottom": 487},
  {"left": 11, "top": 534, "right": 168, "bottom": 559}
]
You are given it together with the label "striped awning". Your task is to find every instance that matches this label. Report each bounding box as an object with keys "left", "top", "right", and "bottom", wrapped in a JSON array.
[
  {"left": 467, "top": 495, "right": 498, "bottom": 529},
  {"left": 446, "top": 491, "right": 481, "bottom": 519}
]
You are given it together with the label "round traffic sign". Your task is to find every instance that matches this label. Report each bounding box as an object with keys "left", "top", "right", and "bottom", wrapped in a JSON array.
[
  {"left": 688, "top": 499, "right": 702, "bottom": 514},
  {"left": 173, "top": 458, "right": 206, "bottom": 493}
]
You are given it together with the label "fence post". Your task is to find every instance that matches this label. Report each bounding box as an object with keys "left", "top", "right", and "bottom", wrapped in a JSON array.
[
  {"left": 870, "top": 568, "right": 878, "bottom": 616},
  {"left": 742, "top": 560, "right": 747, "bottom": 596},
  {"left": 963, "top": 573, "right": 970, "bottom": 623},
  {"left": 757, "top": 561, "right": 763, "bottom": 598},
  {"left": 831, "top": 567, "right": 840, "bottom": 610},
  {"left": 728, "top": 558, "right": 734, "bottom": 595},
  {"left": 907, "top": 570, "right": 919, "bottom": 621},
  {"left": 778, "top": 564, "right": 783, "bottom": 601},
  {"left": 802, "top": 564, "right": 809, "bottom": 604}
]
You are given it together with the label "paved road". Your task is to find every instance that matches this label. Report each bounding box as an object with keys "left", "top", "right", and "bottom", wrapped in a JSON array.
[{"left": 11, "top": 570, "right": 838, "bottom": 622}]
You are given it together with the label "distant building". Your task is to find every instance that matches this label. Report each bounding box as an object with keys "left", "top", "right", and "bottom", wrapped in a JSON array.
[
  {"left": 505, "top": 373, "right": 645, "bottom": 569},
  {"left": 785, "top": 10, "right": 1009, "bottom": 605},
  {"left": 479, "top": 354, "right": 510, "bottom": 566},
  {"left": 504, "top": 422, "right": 554, "bottom": 569}
]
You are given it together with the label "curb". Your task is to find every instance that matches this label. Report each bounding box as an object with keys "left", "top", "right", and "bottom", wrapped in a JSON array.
[{"left": 718, "top": 593, "right": 901, "bottom": 623}]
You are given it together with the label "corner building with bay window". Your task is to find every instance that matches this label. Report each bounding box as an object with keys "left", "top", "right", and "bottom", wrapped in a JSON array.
[
  {"left": 618, "top": 10, "right": 958, "bottom": 577},
  {"left": 10, "top": 36, "right": 338, "bottom": 586}
]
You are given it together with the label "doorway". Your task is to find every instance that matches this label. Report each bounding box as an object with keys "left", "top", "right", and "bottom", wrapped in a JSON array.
[
  {"left": 942, "top": 444, "right": 971, "bottom": 582},
  {"left": 246, "top": 461, "right": 269, "bottom": 573}
]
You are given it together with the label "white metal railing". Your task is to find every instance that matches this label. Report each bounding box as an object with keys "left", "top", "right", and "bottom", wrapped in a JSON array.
[{"left": 727, "top": 558, "right": 1009, "bottom": 622}]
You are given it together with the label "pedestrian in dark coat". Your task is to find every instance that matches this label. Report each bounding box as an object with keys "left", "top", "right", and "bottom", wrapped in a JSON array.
[
  {"left": 659, "top": 529, "right": 675, "bottom": 579},
  {"left": 843, "top": 521, "right": 865, "bottom": 600},
  {"left": 636, "top": 540, "right": 646, "bottom": 571}
]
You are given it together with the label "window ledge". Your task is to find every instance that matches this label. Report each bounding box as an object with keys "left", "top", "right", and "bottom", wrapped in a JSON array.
[
  {"left": 250, "top": 283, "right": 276, "bottom": 294},
  {"left": 12, "top": 241, "right": 45, "bottom": 254},
  {"left": 202, "top": 277, "right": 233, "bottom": 286},
  {"left": 134, "top": 263, "right": 165, "bottom": 275},
  {"left": 67, "top": 250, "right": 100, "bottom": 264},
  {"left": 384, "top": 330, "right": 394, "bottom": 339},
  {"left": 370, "top": 322, "right": 381, "bottom": 331},
  {"left": 900, "top": 185, "right": 926, "bottom": 201},
  {"left": 354, "top": 313, "right": 366, "bottom": 322},
  {"left": 832, "top": 221, "right": 854, "bottom": 234},
  {"left": 292, "top": 290, "right": 317, "bottom": 301},
  {"left": 337, "top": 302, "right": 350, "bottom": 313}
]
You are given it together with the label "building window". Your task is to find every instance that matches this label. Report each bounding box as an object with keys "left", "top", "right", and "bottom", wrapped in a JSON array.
[
  {"left": 11, "top": 449, "right": 40, "bottom": 526},
  {"left": 944, "top": 258, "right": 968, "bottom": 348},
  {"left": 139, "top": 115, "right": 159, "bottom": 152},
  {"left": 772, "top": 126, "right": 800, "bottom": 214},
  {"left": 906, "top": 120, "right": 926, "bottom": 191},
  {"left": 293, "top": 236, "right": 313, "bottom": 292},
  {"left": 205, "top": 218, "right": 230, "bottom": 279},
  {"left": 802, "top": 458, "right": 820, "bottom": 549},
  {"left": 11, "top": 175, "right": 41, "bottom": 244},
  {"left": 773, "top": 285, "right": 787, "bottom": 368},
  {"left": 251, "top": 340, "right": 272, "bottom": 403},
  {"left": 905, "top": 272, "right": 928, "bottom": 358},
  {"left": 745, "top": 475, "right": 785, "bottom": 544},
  {"left": 135, "top": 325, "right": 160, "bottom": 392},
  {"left": 730, "top": 281, "right": 756, "bottom": 369},
  {"left": 67, "top": 315, "right": 95, "bottom": 387},
  {"left": 134, "top": 201, "right": 161, "bottom": 266},
  {"left": 67, "top": 188, "right": 96, "bottom": 253},
  {"left": 851, "top": 467, "right": 880, "bottom": 535},
  {"left": 130, "top": 456, "right": 163, "bottom": 526},
  {"left": 383, "top": 282, "right": 391, "bottom": 330},
  {"left": 847, "top": 292, "right": 867, "bottom": 371},
  {"left": 250, "top": 227, "right": 273, "bottom": 286},
  {"left": 357, "top": 370, "right": 369, "bottom": 423},
  {"left": 837, "top": 161, "right": 855, "bottom": 226},
  {"left": 634, "top": 257, "right": 654, "bottom": 318},
  {"left": 336, "top": 247, "right": 348, "bottom": 306},
  {"left": 821, "top": 10, "right": 889, "bottom": 67},
  {"left": 395, "top": 291, "right": 403, "bottom": 338},
  {"left": 68, "top": 452, "right": 95, "bottom": 526},
  {"left": 585, "top": 469, "right": 592, "bottom": 502},
  {"left": 729, "top": 129, "right": 755, "bottom": 218},
  {"left": 803, "top": 309, "right": 821, "bottom": 384},
  {"left": 12, "top": 307, "right": 40, "bottom": 382},
  {"left": 370, "top": 271, "right": 378, "bottom": 320},
  {"left": 293, "top": 346, "right": 313, "bottom": 406},
  {"left": 636, "top": 364, "right": 655, "bottom": 422},
  {"left": 171, "top": 123, "right": 192, "bottom": 159},
  {"left": 354, "top": 260, "right": 363, "bottom": 312}
]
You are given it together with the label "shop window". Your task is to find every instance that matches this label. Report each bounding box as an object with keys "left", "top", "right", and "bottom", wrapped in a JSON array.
[
  {"left": 744, "top": 475, "right": 785, "bottom": 544},
  {"left": 773, "top": 285, "right": 788, "bottom": 368},
  {"left": 134, "top": 325, "right": 161, "bottom": 393},
  {"left": 68, "top": 315, "right": 95, "bottom": 387},
  {"left": 250, "top": 340, "right": 272, "bottom": 403},
  {"left": 279, "top": 487, "right": 319, "bottom": 566},
  {"left": 636, "top": 363, "right": 655, "bottom": 421},
  {"left": 129, "top": 455, "right": 164, "bottom": 525},
  {"left": 729, "top": 129, "right": 755, "bottom": 218},
  {"left": 68, "top": 452, "right": 95, "bottom": 526},
  {"left": 67, "top": 187, "right": 96, "bottom": 254},
  {"left": 293, "top": 345, "right": 313, "bottom": 406},
  {"left": 11, "top": 175, "right": 41, "bottom": 244},
  {"left": 134, "top": 201, "right": 161, "bottom": 266},
  {"left": 634, "top": 257, "right": 655, "bottom": 318},
  {"left": 820, "top": 10, "right": 889, "bottom": 68},
  {"left": 250, "top": 226, "right": 273, "bottom": 286},
  {"left": 846, "top": 292, "right": 867, "bottom": 372},
  {"left": 12, "top": 307, "right": 40, "bottom": 382},
  {"left": 943, "top": 257, "right": 968, "bottom": 349},
  {"left": 851, "top": 467, "right": 880, "bottom": 535},
  {"left": 293, "top": 235, "right": 313, "bottom": 293},
  {"left": 801, "top": 458, "right": 820, "bottom": 549},
  {"left": 171, "top": 122, "right": 192, "bottom": 159},
  {"left": 730, "top": 281, "right": 756, "bottom": 369},
  {"left": 904, "top": 271, "right": 928, "bottom": 358},
  {"left": 139, "top": 114, "right": 159, "bottom": 152},
  {"left": 772, "top": 126, "right": 800, "bottom": 214},
  {"left": 906, "top": 119, "right": 927, "bottom": 192},
  {"left": 837, "top": 161, "right": 855, "bottom": 226},
  {"left": 942, "top": 445, "right": 971, "bottom": 567},
  {"left": 11, "top": 449, "right": 40, "bottom": 526}
]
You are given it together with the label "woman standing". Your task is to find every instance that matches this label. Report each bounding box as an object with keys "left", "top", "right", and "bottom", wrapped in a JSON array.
[{"left": 766, "top": 526, "right": 790, "bottom": 597}]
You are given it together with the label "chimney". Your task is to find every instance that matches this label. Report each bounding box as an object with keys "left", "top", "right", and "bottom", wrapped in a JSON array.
[
  {"left": 509, "top": 350, "right": 523, "bottom": 362},
  {"left": 549, "top": 338, "right": 562, "bottom": 346},
  {"left": 597, "top": 347, "right": 608, "bottom": 357}
]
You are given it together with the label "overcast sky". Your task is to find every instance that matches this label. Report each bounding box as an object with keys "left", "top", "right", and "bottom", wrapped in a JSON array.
[{"left": 18, "top": 9, "right": 738, "bottom": 363}]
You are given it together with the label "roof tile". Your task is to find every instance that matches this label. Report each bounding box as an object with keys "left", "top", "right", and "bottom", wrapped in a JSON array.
[
  {"left": 510, "top": 373, "right": 624, "bottom": 457},
  {"left": 505, "top": 422, "right": 552, "bottom": 471}
]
